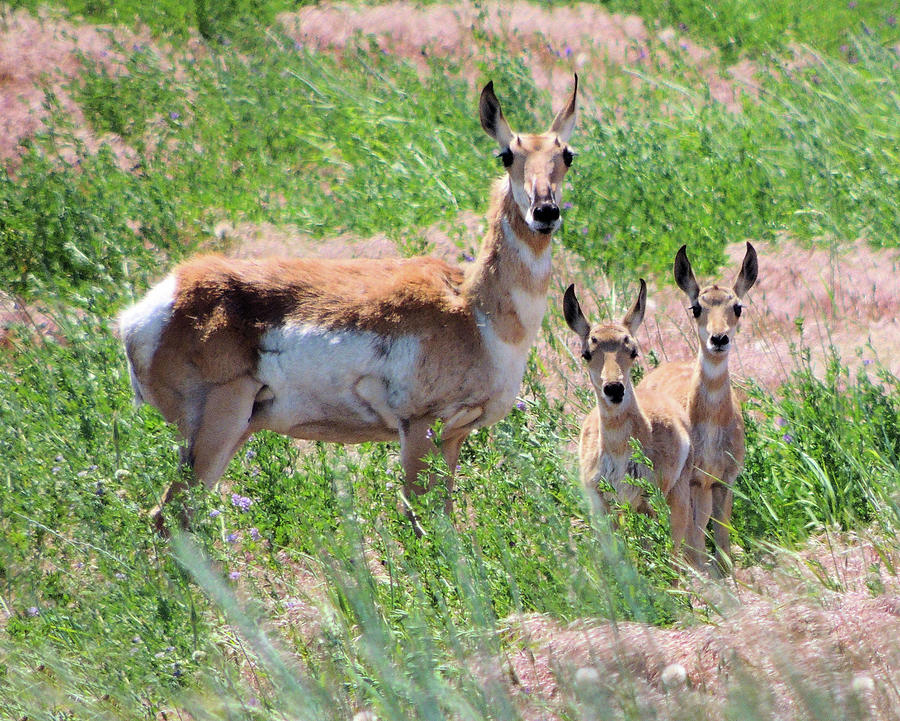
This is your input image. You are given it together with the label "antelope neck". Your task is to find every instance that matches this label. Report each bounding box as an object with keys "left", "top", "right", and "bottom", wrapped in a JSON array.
[{"left": 462, "top": 177, "right": 553, "bottom": 345}]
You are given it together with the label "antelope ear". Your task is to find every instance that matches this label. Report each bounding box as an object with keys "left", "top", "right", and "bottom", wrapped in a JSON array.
[
  {"left": 549, "top": 74, "right": 578, "bottom": 143},
  {"left": 563, "top": 284, "right": 590, "bottom": 340},
  {"left": 622, "top": 279, "right": 647, "bottom": 336},
  {"left": 479, "top": 81, "right": 514, "bottom": 148},
  {"left": 673, "top": 245, "right": 700, "bottom": 303},
  {"left": 733, "top": 241, "right": 758, "bottom": 298}
]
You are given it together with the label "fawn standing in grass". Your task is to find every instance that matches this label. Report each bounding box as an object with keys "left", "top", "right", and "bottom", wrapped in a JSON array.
[
  {"left": 563, "top": 280, "right": 692, "bottom": 554},
  {"left": 119, "top": 77, "right": 578, "bottom": 533},
  {"left": 640, "top": 243, "right": 758, "bottom": 571}
]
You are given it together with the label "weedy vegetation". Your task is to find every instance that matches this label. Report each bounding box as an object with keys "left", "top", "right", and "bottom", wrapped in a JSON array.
[{"left": 1, "top": 0, "right": 898, "bottom": 718}]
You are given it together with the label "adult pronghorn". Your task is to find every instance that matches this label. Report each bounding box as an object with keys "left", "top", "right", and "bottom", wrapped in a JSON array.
[
  {"left": 563, "top": 281, "right": 692, "bottom": 553},
  {"left": 640, "top": 243, "right": 758, "bottom": 571},
  {"left": 120, "top": 77, "right": 578, "bottom": 532}
]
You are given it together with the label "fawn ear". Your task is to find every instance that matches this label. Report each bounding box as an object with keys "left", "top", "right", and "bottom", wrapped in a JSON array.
[
  {"left": 673, "top": 245, "right": 700, "bottom": 303},
  {"left": 733, "top": 241, "right": 758, "bottom": 299},
  {"left": 622, "top": 279, "right": 647, "bottom": 336},
  {"left": 549, "top": 74, "right": 578, "bottom": 143},
  {"left": 479, "top": 81, "right": 514, "bottom": 148},
  {"left": 563, "top": 284, "right": 593, "bottom": 361},
  {"left": 563, "top": 284, "right": 590, "bottom": 337}
]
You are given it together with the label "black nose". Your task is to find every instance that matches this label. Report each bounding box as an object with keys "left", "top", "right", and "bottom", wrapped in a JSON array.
[
  {"left": 603, "top": 382, "right": 624, "bottom": 404},
  {"left": 711, "top": 333, "right": 730, "bottom": 348},
  {"left": 532, "top": 203, "right": 560, "bottom": 224}
]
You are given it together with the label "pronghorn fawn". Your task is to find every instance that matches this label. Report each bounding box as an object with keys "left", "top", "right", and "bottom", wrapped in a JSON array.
[
  {"left": 640, "top": 242, "right": 758, "bottom": 572},
  {"left": 119, "top": 77, "right": 578, "bottom": 534},
  {"left": 563, "top": 281, "right": 692, "bottom": 554}
]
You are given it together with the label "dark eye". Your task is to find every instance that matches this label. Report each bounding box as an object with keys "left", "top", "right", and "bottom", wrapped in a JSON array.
[
  {"left": 582, "top": 350, "right": 592, "bottom": 362},
  {"left": 691, "top": 304, "right": 702, "bottom": 318},
  {"left": 562, "top": 148, "right": 574, "bottom": 167},
  {"left": 630, "top": 348, "right": 638, "bottom": 359},
  {"left": 734, "top": 304, "right": 743, "bottom": 317},
  {"left": 498, "top": 148, "right": 514, "bottom": 167}
]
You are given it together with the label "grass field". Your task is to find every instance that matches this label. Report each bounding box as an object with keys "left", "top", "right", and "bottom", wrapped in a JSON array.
[{"left": 1, "top": 1, "right": 899, "bottom": 718}]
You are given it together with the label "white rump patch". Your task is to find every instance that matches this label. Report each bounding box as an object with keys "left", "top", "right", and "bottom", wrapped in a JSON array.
[{"left": 118, "top": 275, "right": 176, "bottom": 401}]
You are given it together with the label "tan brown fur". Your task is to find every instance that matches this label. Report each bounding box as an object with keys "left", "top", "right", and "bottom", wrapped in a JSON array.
[
  {"left": 564, "top": 281, "right": 692, "bottom": 554},
  {"left": 640, "top": 243, "right": 758, "bottom": 571},
  {"left": 120, "top": 77, "right": 578, "bottom": 534}
]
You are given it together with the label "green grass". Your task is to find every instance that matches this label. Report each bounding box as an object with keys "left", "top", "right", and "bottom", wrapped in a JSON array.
[
  {"left": 739, "top": 351, "right": 900, "bottom": 547},
  {"left": 604, "top": 0, "right": 899, "bottom": 62},
  {"left": 1, "top": 2, "right": 899, "bottom": 719}
]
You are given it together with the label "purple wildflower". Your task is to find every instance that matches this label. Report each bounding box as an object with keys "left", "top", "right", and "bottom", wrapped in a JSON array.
[
  {"left": 231, "top": 493, "right": 253, "bottom": 511},
  {"left": 293, "top": 40, "right": 303, "bottom": 51},
  {"left": 639, "top": 47, "right": 648, "bottom": 60},
  {"left": 245, "top": 448, "right": 257, "bottom": 460},
  {"left": 562, "top": 201, "right": 573, "bottom": 209},
  {"left": 515, "top": 399, "right": 527, "bottom": 411},
  {"left": 229, "top": 570, "right": 240, "bottom": 580},
  {"left": 565, "top": 46, "right": 573, "bottom": 57},
  {"left": 169, "top": 111, "right": 180, "bottom": 120},
  {"left": 782, "top": 433, "right": 794, "bottom": 444},
  {"left": 115, "top": 572, "right": 126, "bottom": 580},
  {"left": 848, "top": 0, "right": 857, "bottom": 8},
  {"left": 862, "top": 21, "right": 872, "bottom": 35},
  {"left": 426, "top": 428, "right": 434, "bottom": 439},
  {"left": 840, "top": 44, "right": 850, "bottom": 54},
  {"left": 680, "top": 42, "right": 689, "bottom": 50},
  {"left": 249, "top": 527, "right": 260, "bottom": 541},
  {"left": 26, "top": 606, "right": 39, "bottom": 617},
  {"left": 581, "top": 227, "right": 588, "bottom": 235},
  {"left": 775, "top": 416, "right": 788, "bottom": 428},
  {"left": 887, "top": 15, "right": 897, "bottom": 27},
  {"left": 226, "top": 532, "right": 239, "bottom": 543},
  {"left": 463, "top": 253, "right": 475, "bottom": 262},
  {"left": 209, "top": 508, "right": 221, "bottom": 518},
  {"left": 863, "top": 359, "right": 874, "bottom": 366}
]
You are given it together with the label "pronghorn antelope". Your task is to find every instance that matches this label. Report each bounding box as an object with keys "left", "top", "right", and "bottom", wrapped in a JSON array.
[
  {"left": 640, "top": 243, "right": 758, "bottom": 570},
  {"left": 119, "top": 77, "right": 578, "bottom": 532},
  {"left": 563, "top": 281, "right": 692, "bottom": 552}
]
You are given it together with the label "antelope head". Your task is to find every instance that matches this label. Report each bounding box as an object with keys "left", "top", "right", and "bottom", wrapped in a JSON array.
[
  {"left": 479, "top": 76, "right": 578, "bottom": 235},
  {"left": 564, "top": 280, "right": 646, "bottom": 408},
  {"left": 674, "top": 242, "right": 758, "bottom": 358}
]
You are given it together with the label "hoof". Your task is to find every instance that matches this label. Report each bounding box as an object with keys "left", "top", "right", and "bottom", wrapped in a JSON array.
[{"left": 149, "top": 506, "right": 171, "bottom": 538}]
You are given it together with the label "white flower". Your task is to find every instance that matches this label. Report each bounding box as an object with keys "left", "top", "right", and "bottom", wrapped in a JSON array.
[{"left": 661, "top": 663, "right": 687, "bottom": 690}]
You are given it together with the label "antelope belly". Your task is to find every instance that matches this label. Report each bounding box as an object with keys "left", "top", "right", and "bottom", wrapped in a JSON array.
[{"left": 255, "top": 324, "right": 420, "bottom": 434}]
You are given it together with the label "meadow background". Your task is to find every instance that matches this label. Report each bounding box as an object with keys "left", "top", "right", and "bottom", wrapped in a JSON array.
[{"left": 1, "top": 0, "right": 899, "bottom": 718}]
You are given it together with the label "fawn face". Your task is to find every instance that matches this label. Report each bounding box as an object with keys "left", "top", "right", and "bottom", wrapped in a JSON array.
[
  {"left": 564, "top": 280, "right": 646, "bottom": 408},
  {"left": 674, "top": 243, "right": 758, "bottom": 358}
]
